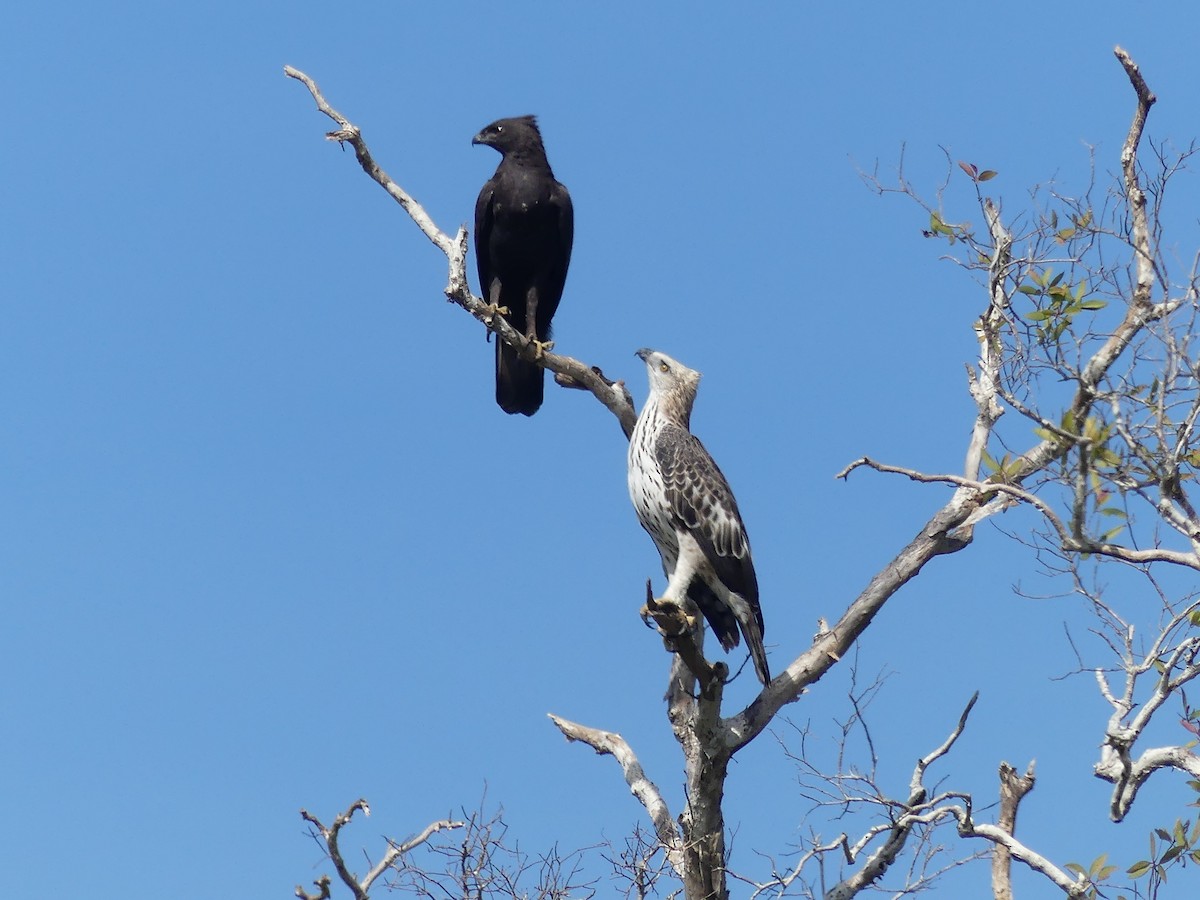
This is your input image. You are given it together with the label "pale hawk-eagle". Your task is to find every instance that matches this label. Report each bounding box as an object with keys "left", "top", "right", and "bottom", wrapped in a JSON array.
[{"left": 627, "top": 349, "right": 768, "bottom": 684}]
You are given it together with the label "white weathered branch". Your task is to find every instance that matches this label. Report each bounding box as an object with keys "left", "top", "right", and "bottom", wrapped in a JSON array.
[
  {"left": 1094, "top": 624, "right": 1200, "bottom": 819},
  {"left": 1114, "top": 45, "right": 1156, "bottom": 307},
  {"left": 547, "top": 714, "right": 685, "bottom": 874},
  {"left": 992, "top": 761, "right": 1037, "bottom": 900},
  {"left": 296, "top": 800, "right": 463, "bottom": 900},
  {"left": 823, "top": 694, "right": 978, "bottom": 899},
  {"left": 839, "top": 457, "right": 1200, "bottom": 570}
]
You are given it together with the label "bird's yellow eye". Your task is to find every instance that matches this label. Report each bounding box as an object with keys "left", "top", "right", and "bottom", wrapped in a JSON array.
[{"left": 659, "top": 363, "right": 669, "bottom": 372}]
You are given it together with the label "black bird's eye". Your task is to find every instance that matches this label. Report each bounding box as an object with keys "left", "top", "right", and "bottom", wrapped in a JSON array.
[{"left": 496, "top": 125, "right": 504, "bottom": 133}]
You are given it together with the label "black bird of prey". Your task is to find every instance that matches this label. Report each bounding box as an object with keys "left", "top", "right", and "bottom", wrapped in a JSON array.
[
  {"left": 628, "top": 349, "right": 769, "bottom": 684},
  {"left": 472, "top": 116, "right": 574, "bottom": 416}
]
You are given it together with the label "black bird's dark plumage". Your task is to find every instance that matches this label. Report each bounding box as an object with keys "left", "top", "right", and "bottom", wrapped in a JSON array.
[{"left": 472, "top": 115, "right": 574, "bottom": 416}]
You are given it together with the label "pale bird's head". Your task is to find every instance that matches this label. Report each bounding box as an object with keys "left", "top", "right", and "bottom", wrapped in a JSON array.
[{"left": 635, "top": 348, "right": 701, "bottom": 423}]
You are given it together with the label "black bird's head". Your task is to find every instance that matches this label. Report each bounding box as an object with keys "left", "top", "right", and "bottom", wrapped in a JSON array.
[{"left": 472, "top": 115, "right": 546, "bottom": 158}]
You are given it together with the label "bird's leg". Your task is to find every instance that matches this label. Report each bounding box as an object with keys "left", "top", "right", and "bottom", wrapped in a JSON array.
[
  {"left": 523, "top": 287, "right": 554, "bottom": 358},
  {"left": 640, "top": 580, "right": 718, "bottom": 697},
  {"left": 481, "top": 279, "right": 509, "bottom": 322},
  {"left": 640, "top": 580, "right": 697, "bottom": 636},
  {"left": 643, "top": 570, "right": 698, "bottom": 630}
]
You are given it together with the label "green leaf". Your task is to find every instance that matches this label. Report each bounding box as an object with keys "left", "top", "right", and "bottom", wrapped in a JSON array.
[
  {"left": 1162, "top": 845, "right": 1184, "bottom": 864},
  {"left": 1026, "top": 310, "right": 1050, "bottom": 322},
  {"left": 1079, "top": 300, "right": 1108, "bottom": 310},
  {"left": 978, "top": 170, "right": 998, "bottom": 181},
  {"left": 1097, "top": 865, "right": 1117, "bottom": 880},
  {"left": 1098, "top": 507, "right": 1127, "bottom": 518},
  {"left": 1056, "top": 227, "right": 1076, "bottom": 242},
  {"left": 1018, "top": 284, "right": 1040, "bottom": 295},
  {"left": 1066, "top": 862, "right": 1087, "bottom": 878},
  {"left": 1128, "top": 860, "right": 1151, "bottom": 877}
]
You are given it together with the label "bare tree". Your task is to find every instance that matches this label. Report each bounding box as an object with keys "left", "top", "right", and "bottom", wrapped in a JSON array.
[{"left": 286, "top": 46, "right": 1200, "bottom": 899}]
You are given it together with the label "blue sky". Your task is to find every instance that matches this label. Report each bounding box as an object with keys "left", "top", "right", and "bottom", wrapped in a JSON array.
[{"left": 5, "top": 2, "right": 1200, "bottom": 896}]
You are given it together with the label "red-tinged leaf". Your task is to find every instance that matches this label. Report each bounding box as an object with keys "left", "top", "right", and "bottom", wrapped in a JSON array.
[
  {"left": 1183, "top": 719, "right": 1200, "bottom": 737},
  {"left": 978, "top": 170, "right": 998, "bottom": 181},
  {"left": 958, "top": 160, "right": 979, "bottom": 179}
]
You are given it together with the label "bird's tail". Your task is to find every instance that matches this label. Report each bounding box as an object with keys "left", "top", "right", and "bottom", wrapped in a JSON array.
[
  {"left": 495, "top": 341, "right": 544, "bottom": 416},
  {"left": 688, "top": 580, "right": 740, "bottom": 652},
  {"left": 740, "top": 616, "right": 771, "bottom": 685},
  {"left": 714, "top": 584, "right": 770, "bottom": 685}
]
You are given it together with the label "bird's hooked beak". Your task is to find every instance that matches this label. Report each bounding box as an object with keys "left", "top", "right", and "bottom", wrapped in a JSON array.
[
  {"left": 635, "top": 348, "right": 654, "bottom": 363},
  {"left": 471, "top": 130, "right": 489, "bottom": 147}
]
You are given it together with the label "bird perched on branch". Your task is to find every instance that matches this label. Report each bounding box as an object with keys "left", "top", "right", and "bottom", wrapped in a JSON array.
[
  {"left": 628, "top": 349, "right": 769, "bottom": 684},
  {"left": 472, "top": 116, "right": 574, "bottom": 416}
]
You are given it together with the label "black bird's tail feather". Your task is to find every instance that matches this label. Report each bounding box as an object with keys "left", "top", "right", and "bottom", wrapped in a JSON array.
[{"left": 496, "top": 341, "right": 544, "bottom": 416}]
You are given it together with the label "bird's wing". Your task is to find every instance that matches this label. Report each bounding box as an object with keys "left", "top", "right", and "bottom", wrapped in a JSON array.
[
  {"left": 655, "top": 423, "right": 760, "bottom": 618},
  {"left": 538, "top": 180, "right": 574, "bottom": 327},
  {"left": 473, "top": 178, "right": 496, "bottom": 303},
  {"left": 553, "top": 180, "right": 574, "bottom": 282}
]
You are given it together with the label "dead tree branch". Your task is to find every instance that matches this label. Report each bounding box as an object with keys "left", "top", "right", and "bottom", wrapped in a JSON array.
[
  {"left": 822, "top": 693, "right": 978, "bottom": 900},
  {"left": 296, "top": 799, "right": 463, "bottom": 900},
  {"left": 992, "top": 761, "right": 1037, "bottom": 900},
  {"left": 548, "top": 714, "right": 687, "bottom": 878}
]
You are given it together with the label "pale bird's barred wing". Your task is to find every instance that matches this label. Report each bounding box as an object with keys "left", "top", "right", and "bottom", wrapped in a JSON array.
[{"left": 654, "top": 423, "right": 761, "bottom": 625}]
